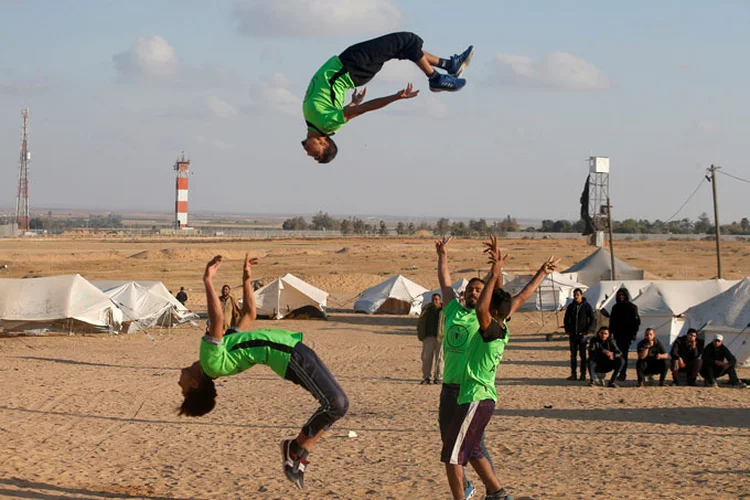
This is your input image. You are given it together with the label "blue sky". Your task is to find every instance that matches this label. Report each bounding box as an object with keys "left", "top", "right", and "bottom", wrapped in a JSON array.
[{"left": 1, "top": 0, "right": 748, "bottom": 222}]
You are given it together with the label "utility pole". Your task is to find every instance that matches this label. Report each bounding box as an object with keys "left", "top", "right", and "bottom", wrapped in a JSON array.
[
  {"left": 15, "top": 109, "right": 31, "bottom": 232},
  {"left": 607, "top": 197, "right": 616, "bottom": 280},
  {"left": 708, "top": 165, "right": 722, "bottom": 278}
]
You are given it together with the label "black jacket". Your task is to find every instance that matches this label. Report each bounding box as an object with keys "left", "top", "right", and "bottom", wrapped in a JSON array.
[
  {"left": 564, "top": 298, "right": 595, "bottom": 336},
  {"left": 702, "top": 342, "right": 736, "bottom": 367},
  {"left": 609, "top": 292, "right": 641, "bottom": 340},
  {"left": 637, "top": 338, "right": 666, "bottom": 360},
  {"left": 670, "top": 336, "right": 703, "bottom": 362},
  {"left": 588, "top": 334, "right": 622, "bottom": 361}
]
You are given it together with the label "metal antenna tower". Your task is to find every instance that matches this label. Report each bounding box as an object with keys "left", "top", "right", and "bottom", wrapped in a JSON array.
[
  {"left": 15, "top": 109, "right": 31, "bottom": 232},
  {"left": 587, "top": 156, "right": 610, "bottom": 246}
]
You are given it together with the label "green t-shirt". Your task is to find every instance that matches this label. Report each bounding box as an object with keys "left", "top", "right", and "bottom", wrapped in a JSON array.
[
  {"left": 458, "top": 319, "right": 510, "bottom": 404},
  {"left": 303, "top": 56, "right": 355, "bottom": 136},
  {"left": 441, "top": 298, "right": 481, "bottom": 384},
  {"left": 200, "top": 329, "right": 303, "bottom": 379}
]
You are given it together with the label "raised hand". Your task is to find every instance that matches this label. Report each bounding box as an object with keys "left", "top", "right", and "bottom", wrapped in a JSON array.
[
  {"left": 435, "top": 236, "right": 453, "bottom": 257},
  {"left": 350, "top": 87, "right": 367, "bottom": 106},
  {"left": 243, "top": 253, "right": 259, "bottom": 281},
  {"left": 540, "top": 256, "right": 560, "bottom": 275},
  {"left": 396, "top": 82, "right": 420, "bottom": 100},
  {"left": 483, "top": 234, "right": 509, "bottom": 271},
  {"left": 204, "top": 255, "right": 223, "bottom": 282}
]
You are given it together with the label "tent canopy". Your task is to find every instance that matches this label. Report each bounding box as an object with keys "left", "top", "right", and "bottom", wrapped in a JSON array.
[
  {"left": 354, "top": 274, "right": 428, "bottom": 315},
  {"left": 563, "top": 248, "right": 644, "bottom": 286},
  {"left": 254, "top": 273, "right": 328, "bottom": 320},
  {"left": 421, "top": 278, "right": 469, "bottom": 309},
  {"left": 0, "top": 274, "right": 122, "bottom": 333},
  {"left": 504, "top": 272, "right": 587, "bottom": 311}
]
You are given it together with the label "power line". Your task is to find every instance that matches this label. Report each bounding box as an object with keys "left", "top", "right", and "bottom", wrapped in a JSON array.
[
  {"left": 718, "top": 169, "right": 750, "bottom": 184},
  {"left": 663, "top": 176, "right": 707, "bottom": 223}
]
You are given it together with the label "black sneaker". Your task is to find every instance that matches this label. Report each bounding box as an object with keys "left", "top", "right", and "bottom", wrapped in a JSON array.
[
  {"left": 607, "top": 381, "right": 619, "bottom": 388},
  {"left": 566, "top": 374, "right": 577, "bottom": 381},
  {"left": 419, "top": 378, "right": 431, "bottom": 385},
  {"left": 433, "top": 378, "right": 442, "bottom": 385},
  {"left": 485, "top": 488, "right": 514, "bottom": 500},
  {"left": 579, "top": 373, "right": 586, "bottom": 381},
  {"left": 280, "top": 439, "right": 308, "bottom": 490}
]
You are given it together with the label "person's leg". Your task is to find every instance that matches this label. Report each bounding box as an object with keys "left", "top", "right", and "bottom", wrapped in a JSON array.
[
  {"left": 469, "top": 456, "right": 502, "bottom": 495},
  {"left": 339, "top": 32, "right": 429, "bottom": 85},
  {"left": 701, "top": 363, "right": 718, "bottom": 386},
  {"left": 725, "top": 360, "right": 741, "bottom": 385},
  {"left": 670, "top": 359, "right": 681, "bottom": 384},
  {"left": 688, "top": 358, "right": 702, "bottom": 386},
  {"left": 421, "top": 338, "right": 434, "bottom": 383},
  {"left": 636, "top": 358, "right": 647, "bottom": 385},
  {"left": 655, "top": 359, "right": 668, "bottom": 384},
  {"left": 567, "top": 335, "right": 578, "bottom": 378},
  {"left": 587, "top": 357, "right": 598, "bottom": 383},
  {"left": 578, "top": 336, "right": 588, "bottom": 379},
  {"left": 478, "top": 432, "right": 495, "bottom": 471},
  {"left": 439, "top": 384, "right": 472, "bottom": 491},
  {"left": 615, "top": 336, "right": 630, "bottom": 380},
  {"left": 609, "top": 358, "right": 625, "bottom": 385},
  {"left": 434, "top": 341, "right": 444, "bottom": 382},
  {"left": 445, "top": 464, "right": 465, "bottom": 500}
]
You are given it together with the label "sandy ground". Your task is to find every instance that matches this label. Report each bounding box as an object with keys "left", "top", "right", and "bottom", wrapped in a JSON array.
[{"left": 0, "top": 236, "right": 749, "bottom": 499}]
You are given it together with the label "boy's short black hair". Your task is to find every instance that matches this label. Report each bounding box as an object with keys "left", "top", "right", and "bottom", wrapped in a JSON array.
[
  {"left": 179, "top": 374, "right": 217, "bottom": 417},
  {"left": 318, "top": 137, "right": 338, "bottom": 164},
  {"left": 490, "top": 289, "right": 513, "bottom": 320}
]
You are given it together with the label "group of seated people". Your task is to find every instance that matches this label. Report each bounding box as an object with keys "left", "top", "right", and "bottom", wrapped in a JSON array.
[{"left": 586, "top": 327, "right": 747, "bottom": 388}]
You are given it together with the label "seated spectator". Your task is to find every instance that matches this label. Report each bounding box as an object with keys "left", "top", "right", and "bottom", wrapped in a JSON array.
[
  {"left": 587, "top": 326, "right": 625, "bottom": 388},
  {"left": 700, "top": 334, "right": 747, "bottom": 388},
  {"left": 635, "top": 328, "right": 668, "bottom": 387},
  {"left": 670, "top": 328, "right": 703, "bottom": 386}
]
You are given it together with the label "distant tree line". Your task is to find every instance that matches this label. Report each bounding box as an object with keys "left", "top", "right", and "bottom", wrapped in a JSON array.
[
  {"left": 27, "top": 214, "right": 124, "bottom": 231},
  {"left": 282, "top": 212, "right": 750, "bottom": 236}
]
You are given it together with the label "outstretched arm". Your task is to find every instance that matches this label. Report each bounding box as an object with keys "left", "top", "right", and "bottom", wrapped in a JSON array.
[
  {"left": 343, "top": 84, "right": 419, "bottom": 121},
  {"left": 204, "top": 256, "right": 225, "bottom": 340},
  {"left": 509, "top": 256, "right": 560, "bottom": 317},
  {"left": 236, "top": 253, "right": 259, "bottom": 331},
  {"left": 476, "top": 235, "right": 509, "bottom": 330},
  {"left": 436, "top": 236, "right": 455, "bottom": 303}
]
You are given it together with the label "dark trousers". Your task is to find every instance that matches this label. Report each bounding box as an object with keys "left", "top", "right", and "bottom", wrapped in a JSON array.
[
  {"left": 614, "top": 335, "right": 633, "bottom": 379},
  {"left": 568, "top": 334, "right": 588, "bottom": 375},
  {"left": 700, "top": 361, "right": 741, "bottom": 385},
  {"left": 339, "top": 32, "right": 425, "bottom": 86},
  {"left": 439, "top": 384, "right": 494, "bottom": 486},
  {"left": 671, "top": 358, "right": 702, "bottom": 385},
  {"left": 284, "top": 343, "right": 349, "bottom": 437},
  {"left": 636, "top": 358, "right": 668, "bottom": 383},
  {"left": 588, "top": 356, "right": 625, "bottom": 383}
]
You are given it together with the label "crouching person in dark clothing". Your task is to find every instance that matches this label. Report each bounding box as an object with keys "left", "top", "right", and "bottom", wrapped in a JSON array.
[
  {"left": 670, "top": 328, "right": 703, "bottom": 386},
  {"left": 587, "top": 326, "right": 625, "bottom": 388},
  {"left": 700, "top": 334, "right": 747, "bottom": 388},
  {"left": 635, "top": 328, "right": 668, "bottom": 387}
]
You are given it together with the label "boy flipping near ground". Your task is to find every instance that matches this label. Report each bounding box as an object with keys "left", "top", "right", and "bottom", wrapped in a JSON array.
[
  {"left": 178, "top": 254, "right": 349, "bottom": 490},
  {"left": 302, "top": 32, "right": 474, "bottom": 163},
  {"left": 441, "top": 236, "right": 558, "bottom": 500}
]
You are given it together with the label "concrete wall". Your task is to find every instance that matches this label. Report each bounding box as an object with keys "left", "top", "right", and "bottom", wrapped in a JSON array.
[{"left": 0, "top": 223, "right": 18, "bottom": 237}]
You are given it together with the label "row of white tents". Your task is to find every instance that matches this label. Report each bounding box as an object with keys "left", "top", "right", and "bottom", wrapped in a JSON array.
[{"left": 0, "top": 275, "right": 197, "bottom": 334}]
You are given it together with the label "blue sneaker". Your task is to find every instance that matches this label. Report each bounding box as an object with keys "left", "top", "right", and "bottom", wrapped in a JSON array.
[
  {"left": 464, "top": 480, "right": 476, "bottom": 499},
  {"left": 449, "top": 45, "right": 474, "bottom": 78},
  {"left": 429, "top": 73, "right": 466, "bottom": 93},
  {"left": 485, "top": 488, "right": 513, "bottom": 500}
]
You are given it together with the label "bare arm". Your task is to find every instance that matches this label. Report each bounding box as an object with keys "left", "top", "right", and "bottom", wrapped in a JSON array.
[
  {"left": 343, "top": 83, "right": 419, "bottom": 121},
  {"left": 509, "top": 256, "right": 560, "bottom": 317},
  {"left": 476, "top": 235, "right": 509, "bottom": 330},
  {"left": 204, "top": 256, "right": 225, "bottom": 340},
  {"left": 236, "top": 253, "right": 259, "bottom": 331},
  {"left": 435, "top": 236, "right": 455, "bottom": 303}
]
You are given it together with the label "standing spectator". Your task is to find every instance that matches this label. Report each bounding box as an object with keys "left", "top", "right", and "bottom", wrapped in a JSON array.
[
  {"left": 176, "top": 286, "right": 188, "bottom": 305},
  {"left": 670, "top": 329, "right": 703, "bottom": 386},
  {"left": 700, "top": 334, "right": 747, "bottom": 388},
  {"left": 563, "top": 288, "right": 595, "bottom": 381},
  {"left": 417, "top": 293, "right": 444, "bottom": 385},
  {"left": 635, "top": 328, "right": 668, "bottom": 387},
  {"left": 609, "top": 288, "right": 640, "bottom": 381},
  {"left": 220, "top": 284, "right": 241, "bottom": 331},
  {"left": 587, "top": 326, "right": 625, "bottom": 388}
]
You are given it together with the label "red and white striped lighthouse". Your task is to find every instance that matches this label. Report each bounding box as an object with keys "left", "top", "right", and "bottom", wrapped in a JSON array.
[{"left": 174, "top": 154, "right": 190, "bottom": 229}]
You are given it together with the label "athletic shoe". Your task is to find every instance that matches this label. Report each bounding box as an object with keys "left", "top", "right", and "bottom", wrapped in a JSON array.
[
  {"left": 448, "top": 45, "right": 474, "bottom": 78},
  {"left": 485, "top": 487, "right": 514, "bottom": 500},
  {"left": 419, "top": 378, "right": 431, "bottom": 385},
  {"left": 731, "top": 381, "right": 747, "bottom": 389},
  {"left": 464, "top": 480, "right": 476, "bottom": 499},
  {"left": 579, "top": 373, "right": 587, "bottom": 381},
  {"left": 429, "top": 73, "right": 466, "bottom": 93},
  {"left": 607, "top": 381, "right": 619, "bottom": 389},
  {"left": 433, "top": 378, "right": 442, "bottom": 385},
  {"left": 705, "top": 381, "right": 719, "bottom": 388},
  {"left": 280, "top": 439, "right": 308, "bottom": 490},
  {"left": 566, "top": 374, "right": 577, "bottom": 381}
]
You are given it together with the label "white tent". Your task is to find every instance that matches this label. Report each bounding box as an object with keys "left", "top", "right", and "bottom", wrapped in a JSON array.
[
  {"left": 563, "top": 248, "right": 644, "bottom": 286},
  {"left": 254, "top": 273, "right": 328, "bottom": 320},
  {"left": 91, "top": 280, "right": 198, "bottom": 332},
  {"left": 504, "top": 272, "right": 587, "bottom": 312},
  {"left": 0, "top": 275, "right": 122, "bottom": 333},
  {"left": 683, "top": 278, "right": 750, "bottom": 367},
  {"left": 354, "top": 275, "right": 428, "bottom": 315},
  {"left": 420, "top": 278, "right": 469, "bottom": 310},
  {"left": 630, "top": 280, "right": 738, "bottom": 347}
]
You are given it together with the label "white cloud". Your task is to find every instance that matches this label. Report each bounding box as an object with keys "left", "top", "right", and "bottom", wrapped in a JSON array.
[
  {"left": 113, "top": 36, "right": 181, "bottom": 82},
  {"left": 0, "top": 76, "right": 50, "bottom": 95},
  {"left": 491, "top": 51, "right": 611, "bottom": 90},
  {"left": 368, "top": 59, "right": 425, "bottom": 85},
  {"left": 206, "top": 96, "right": 238, "bottom": 119},
  {"left": 248, "top": 72, "right": 301, "bottom": 116},
  {"left": 233, "top": 0, "right": 402, "bottom": 38}
]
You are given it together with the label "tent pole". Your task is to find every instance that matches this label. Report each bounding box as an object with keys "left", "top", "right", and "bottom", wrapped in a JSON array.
[{"left": 607, "top": 197, "right": 617, "bottom": 280}]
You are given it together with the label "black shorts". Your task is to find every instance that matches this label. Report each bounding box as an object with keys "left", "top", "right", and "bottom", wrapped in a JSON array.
[
  {"left": 440, "top": 399, "right": 495, "bottom": 465},
  {"left": 339, "top": 32, "right": 424, "bottom": 86}
]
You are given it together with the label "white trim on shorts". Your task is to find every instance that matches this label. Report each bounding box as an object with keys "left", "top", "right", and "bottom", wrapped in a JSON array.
[{"left": 449, "top": 400, "right": 479, "bottom": 465}]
